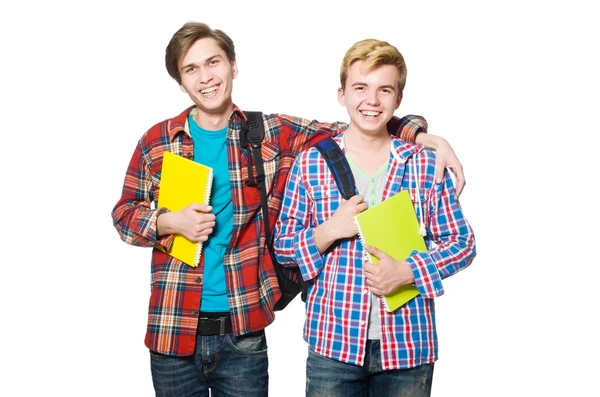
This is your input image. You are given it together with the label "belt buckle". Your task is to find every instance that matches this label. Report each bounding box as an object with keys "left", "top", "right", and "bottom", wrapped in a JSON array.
[{"left": 198, "top": 314, "right": 229, "bottom": 336}]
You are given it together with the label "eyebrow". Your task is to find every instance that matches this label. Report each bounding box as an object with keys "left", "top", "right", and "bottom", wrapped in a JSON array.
[
  {"left": 180, "top": 55, "right": 224, "bottom": 71},
  {"left": 351, "top": 82, "right": 396, "bottom": 91}
]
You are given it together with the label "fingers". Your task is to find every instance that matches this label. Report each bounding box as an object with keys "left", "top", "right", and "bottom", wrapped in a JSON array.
[
  {"left": 451, "top": 164, "right": 466, "bottom": 200},
  {"left": 356, "top": 202, "right": 368, "bottom": 214},
  {"left": 362, "top": 261, "right": 376, "bottom": 275},
  {"left": 364, "top": 244, "right": 386, "bottom": 260},
  {"left": 188, "top": 203, "right": 213, "bottom": 213},
  {"left": 198, "top": 212, "right": 216, "bottom": 223},
  {"left": 347, "top": 195, "right": 367, "bottom": 215},
  {"left": 348, "top": 195, "right": 365, "bottom": 204},
  {"left": 190, "top": 221, "right": 215, "bottom": 242},
  {"left": 434, "top": 156, "right": 466, "bottom": 200},
  {"left": 434, "top": 155, "right": 444, "bottom": 184},
  {"left": 196, "top": 221, "right": 216, "bottom": 233},
  {"left": 364, "top": 279, "right": 384, "bottom": 297}
]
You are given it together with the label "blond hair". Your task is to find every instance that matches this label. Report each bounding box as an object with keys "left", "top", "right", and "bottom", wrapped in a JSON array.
[{"left": 340, "top": 39, "right": 407, "bottom": 92}]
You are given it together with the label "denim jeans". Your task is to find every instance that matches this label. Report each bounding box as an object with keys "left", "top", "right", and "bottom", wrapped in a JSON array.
[
  {"left": 150, "top": 331, "right": 268, "bottom": 397},
  {"left": 306, "top": 340, "right": 434, "bottom": 397}
]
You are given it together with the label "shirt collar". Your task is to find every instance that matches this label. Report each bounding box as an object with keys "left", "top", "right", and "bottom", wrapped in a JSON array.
[{"left": 167, "top": 104, "right": 245, "bottom": 141}]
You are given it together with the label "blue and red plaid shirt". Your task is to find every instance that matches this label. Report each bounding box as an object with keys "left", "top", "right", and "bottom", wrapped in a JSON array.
[
  {"left": 111, "top": 105, "right": 426, "bottom": 356},
  {"left": 273, "top": 134, "right": 476, "bottom": 370}
]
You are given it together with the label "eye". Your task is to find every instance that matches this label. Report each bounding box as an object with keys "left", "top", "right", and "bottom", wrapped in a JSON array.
[
  {"left": 184, "top": 66, "right": 196, "bottom": 73},
  {"left": 209, "top": 59, "right": 220, "bottom": 66},
  {"left": 381, "top": 88, "right": 392, "bottom": 94},
  {"left": 355, "top": 86, "right": 365, "bottom": 92}
]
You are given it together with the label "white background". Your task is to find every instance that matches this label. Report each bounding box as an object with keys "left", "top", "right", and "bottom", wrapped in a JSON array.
[{"left": 1, "top": 0, "right": 598, "bottom": 396}]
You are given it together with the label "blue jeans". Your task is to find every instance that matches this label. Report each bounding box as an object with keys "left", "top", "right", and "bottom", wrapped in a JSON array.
[
  {"left": 150, "top": 331, "right": 268, "bottom": 397},
  {"left": 306, "top": 340, "right": 434, "bottom": 397}
]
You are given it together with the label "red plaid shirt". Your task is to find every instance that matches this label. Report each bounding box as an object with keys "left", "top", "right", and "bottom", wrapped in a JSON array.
[{"left": 111, "top": 105, "right": 426, "bottom": 356}]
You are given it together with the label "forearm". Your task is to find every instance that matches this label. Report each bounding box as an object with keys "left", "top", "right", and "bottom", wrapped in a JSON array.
[
  {"left": 156, "top": 210, "right": 176, "bottom": 236},
  {"left": 278, "top": 114, "right": 347, "bottom": 154},
  {"left": 274, "top": 228, "right": 325, "bottom": 281},
  {"left": 313, "top": 221, "right": 338, "bottom": 254},
  {"left": 407, "top": 172, "right": 476, "bottom": 297},
  {"left": 112, "top": 143, "right": 166, "bottom": 247},
  {"left": 112, "top": 201, "right": 168, "bottom": 248},
  {"left": 415, "top": 133, "right": 445, "bottom": 150}
]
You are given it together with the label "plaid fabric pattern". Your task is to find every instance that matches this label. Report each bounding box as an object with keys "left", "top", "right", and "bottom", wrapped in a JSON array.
[
  {"left": 112, "top": 105, "right": 426, "bottom": 356},
  {"left": 273, "top": 134, "right": 476, "bottom": 370}
]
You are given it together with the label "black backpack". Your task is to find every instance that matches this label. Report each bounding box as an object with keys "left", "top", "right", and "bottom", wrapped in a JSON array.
[
  {"left": 240, "top": 112, "right": 304, "bottom": 311},
  {"left": 240, "top": 112, "right": 355, "bottom": 311}
]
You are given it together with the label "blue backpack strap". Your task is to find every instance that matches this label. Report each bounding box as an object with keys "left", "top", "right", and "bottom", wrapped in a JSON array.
[{"left": 314, "top": 137, "right": 356, "bottom": 200}]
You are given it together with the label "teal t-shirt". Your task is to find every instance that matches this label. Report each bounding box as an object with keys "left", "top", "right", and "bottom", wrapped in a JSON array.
[{"left": 188, "top": 115, "right": 233, "bottom": 312}]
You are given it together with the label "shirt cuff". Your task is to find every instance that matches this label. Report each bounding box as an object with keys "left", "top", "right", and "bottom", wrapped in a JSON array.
[
  {"left": 294, "top": 228, "right": 325, "bottom": 281},
  {"left": 406, "top": 249, "right": 444, "bottom": 299},
  {"left": 153, "top": 207, "right": 173, "bottom": 251}
]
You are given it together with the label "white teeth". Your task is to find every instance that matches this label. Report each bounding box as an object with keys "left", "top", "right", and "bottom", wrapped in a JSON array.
[
  {"left": 361, "top": 111, "right": 380, "bottom": 117},
  {"left": 201, "top": 86, "right": 218, "bottom": 94}
]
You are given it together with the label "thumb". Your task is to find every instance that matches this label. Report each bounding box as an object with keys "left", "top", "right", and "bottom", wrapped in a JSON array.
[{"left": 365, "top": 244, "right": 385, "bottom": 260}]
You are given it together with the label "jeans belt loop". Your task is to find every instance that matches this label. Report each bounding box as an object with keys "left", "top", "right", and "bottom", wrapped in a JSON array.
[{"left": 219, "top": 317, "right": 226, "bottom": 335}]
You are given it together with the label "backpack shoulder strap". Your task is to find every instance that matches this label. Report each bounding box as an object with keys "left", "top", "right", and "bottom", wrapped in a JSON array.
[
  {"left": 240, "top": 111, "right": 264, "bottom": 149},
  {"left": 240, "top": 111, "right": 287, "bottom": 278},
  {"left": 314, "top": 137, "right": 356, "bottom": 200}
]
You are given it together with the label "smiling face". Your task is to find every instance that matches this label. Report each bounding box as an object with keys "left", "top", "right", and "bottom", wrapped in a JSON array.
[
  {"left": 338, "top": 61, "right": 402, "bottom": 137},
  {"left": 178, "top": 37, "right": 238, "bottom": 117}
]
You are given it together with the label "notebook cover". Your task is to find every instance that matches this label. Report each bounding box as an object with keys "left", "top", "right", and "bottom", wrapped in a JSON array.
[
  {"left": 354, "top": 190, "right": 426, "bottom": 311},
  {"left": 157, "top": 151, "right": 213, "bottom": 267}
]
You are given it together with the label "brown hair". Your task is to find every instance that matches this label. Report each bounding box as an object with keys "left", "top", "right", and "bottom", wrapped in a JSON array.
[
  {"left": 340, "top": 39, "right": 407, "bottom": 93},
  {"left": 165, "top": 22, "right": 236, "bottom": 84}
]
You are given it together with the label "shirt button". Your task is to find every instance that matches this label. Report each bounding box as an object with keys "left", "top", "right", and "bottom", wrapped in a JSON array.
[
  {"left": 185, "top": 152, "right": 193, "bottom": 159},
  {"left": 360, "top": 320, "right": 366, "bottom": 325},
  {"left": 364, "top": 289, "right": 369, "bottom": 294},
  {"left": 195, "top": 277, "right": 202, "bottom": 284},
  {"left": 192, "top": 309, "right": 199, "bottom": 316}
]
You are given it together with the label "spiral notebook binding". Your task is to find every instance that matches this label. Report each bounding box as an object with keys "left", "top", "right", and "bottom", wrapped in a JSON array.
[
  {"left": 354, "top": 217, "right": 392, "bottom": 311},
  {"left": 193, "top": 170, "right": 214, "bottom": 266}
]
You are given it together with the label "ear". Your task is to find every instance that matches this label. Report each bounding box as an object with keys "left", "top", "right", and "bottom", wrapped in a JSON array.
[
  {"left": 231, "top": 59, "right": 238, "bottom": 79},
  {"left": 337, "top": 87, "right": 346, "bottom": 107},
  {"left": 395, "top": 92, "right": 403, "bottom": 109}
]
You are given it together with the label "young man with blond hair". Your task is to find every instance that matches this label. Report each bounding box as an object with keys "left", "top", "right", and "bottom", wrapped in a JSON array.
[
  {"left": 274, "top": 39, "right": 476, "bottom": 396},
  {"left": 112, "top": 21, "right": 465, "bottom": 396}
]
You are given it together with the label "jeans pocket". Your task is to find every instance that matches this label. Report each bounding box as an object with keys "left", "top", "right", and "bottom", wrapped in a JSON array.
[
  {"left": 149, "top": 350, "right": 169, "bottom": 358},
  {"left": 225, "top": 331, "right": 268, "bottom": 355}
]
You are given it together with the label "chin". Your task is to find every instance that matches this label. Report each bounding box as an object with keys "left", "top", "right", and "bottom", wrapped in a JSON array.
[{"left": 197, "top": 100, "right": 228, "bottom": 114}]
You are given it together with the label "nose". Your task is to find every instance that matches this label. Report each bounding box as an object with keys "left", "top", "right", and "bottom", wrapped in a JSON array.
[
  {"left": 198, "top": 67, "right": 212, "bottom": 84},
  {"left": 365, "top": 89, "right": 379, "bottom": 106}
]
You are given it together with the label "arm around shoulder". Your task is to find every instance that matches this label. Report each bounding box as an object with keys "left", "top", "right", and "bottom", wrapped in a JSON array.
[{"left": 415, "top": 132, "right": 466, "bottom": 199}]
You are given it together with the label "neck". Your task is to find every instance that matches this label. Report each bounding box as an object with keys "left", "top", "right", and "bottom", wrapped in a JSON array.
[
  {"left": 343, "top": 125, "right": 390, "bottom": 177},
  {"left": 344, "top": 125, "right": 390, "bottom": 153},
  {"left": 193, "top": 103, "right": 233, "bottom": 130}
]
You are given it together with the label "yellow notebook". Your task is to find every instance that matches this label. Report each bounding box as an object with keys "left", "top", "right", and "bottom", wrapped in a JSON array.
[
  {"left": 354, "top": 190, "right": 427, "bottom": 312},
  {"left": 157, "top": 151, "right": 214, "bottom": 267}
]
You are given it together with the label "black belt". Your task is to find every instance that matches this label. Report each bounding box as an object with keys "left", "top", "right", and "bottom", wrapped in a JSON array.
[{"left": 197, "top": 312, "right": 232, "bottom": 336}]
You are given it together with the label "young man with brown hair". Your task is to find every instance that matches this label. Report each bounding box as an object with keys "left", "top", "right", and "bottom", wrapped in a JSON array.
[{"left": 112, "top": 22, "right": 465, "bottom": 396}]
